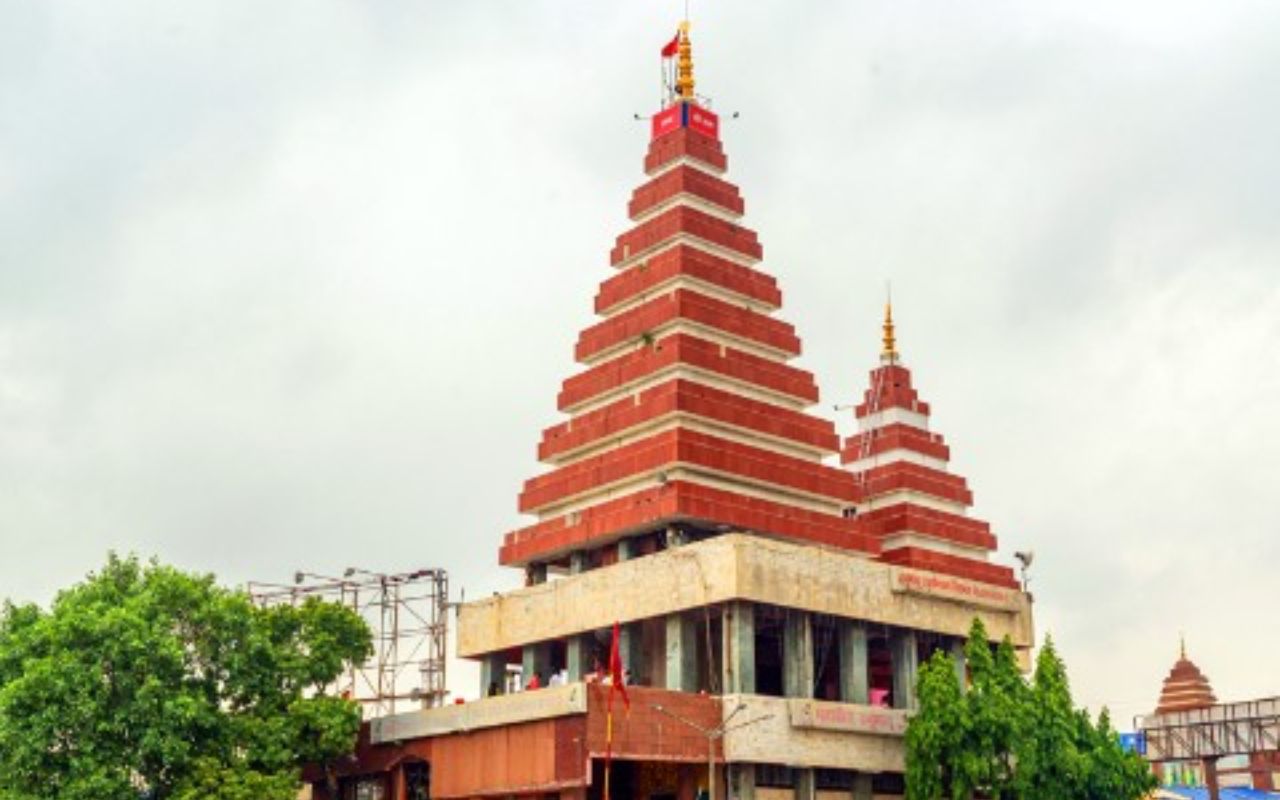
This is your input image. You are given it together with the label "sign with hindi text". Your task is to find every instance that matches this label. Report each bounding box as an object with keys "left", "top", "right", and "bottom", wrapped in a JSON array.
[
  {"left": 888, "top": 566, "right": 1022, "bottom": 612},
  {"left": 788, "top": 699, "right": 909, "bottom": 736}
]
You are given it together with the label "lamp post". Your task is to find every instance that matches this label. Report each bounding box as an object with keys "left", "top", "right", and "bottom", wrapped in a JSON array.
[{"left": 652, "top": 701, "right": 772, "bottom": 800}]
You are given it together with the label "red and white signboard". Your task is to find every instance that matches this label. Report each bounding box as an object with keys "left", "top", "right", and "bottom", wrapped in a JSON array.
[
  {"left": 687, "top": 105, "right": 719, "bottom": 138},
  {"left": 650, "top": 103, "right": 720, "bottom": 141},
  {"left": 650, "top": 105, "right": 681, "bottom": 140}
]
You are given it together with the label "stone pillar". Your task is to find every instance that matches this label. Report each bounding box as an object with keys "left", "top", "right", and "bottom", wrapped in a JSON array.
[
  {"left": 1204, "top": 757, "right": 1221, "bottom": 800},
  {"left": 563, "top": 552, "right": 592, "bottom": 683},
  {"left": 784, "top": 610, "right": 814, "bottom": 699},
  {"left": 949, "top": 637, "right": 967, "bottom": 691},
  {"left": 479, "top": 653, "right": 506, "bottom": 696},
  {"left": 563, "top": 554, "right": 591, "bottom": 683},
  {"left": 852, "top": 773, "right": 873, "bottom": 800},
  {"left": 722, "top": 601, "right": 756, "bottom": 694},
  {"left": 730, "top": 764, "right": 756, "bottom": 800},
  {"left": 837, "top": 619, "right": 869, "bottom": 704},
  {"left": 566, "top": 633, "right": 594, "bottom": 682},
  {"left": 613, "top": 543, "right": 639, "bottom": 684},
  {"left": 618, "top": 621, "right": 643, "bottom": 683},
  {"left": 522, "top": 642, "right": 550, "bottom": 689},
  {"left": 890, "top": 629, "right": 919, "bottom": 710},
  {"left": 666, "top": 612, "right": 698, "bottom": 692},
  {"left": 794, "top": 767, "right": 816, "bottom": 800}
]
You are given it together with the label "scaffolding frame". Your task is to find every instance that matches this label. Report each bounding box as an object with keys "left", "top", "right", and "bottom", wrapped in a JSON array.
[
  {"left": 249, "top": 568, "right": 449, "bottom": 719},
  {"left": 1137, "top": 698, "right": 1280, "bottom": 761}
]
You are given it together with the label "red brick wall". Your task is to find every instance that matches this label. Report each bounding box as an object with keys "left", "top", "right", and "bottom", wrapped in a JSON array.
[
  {"left": 519, "top": 427, "right": 860, "bottom": 514},
  {"left": 595, "top": 245, "right": 781, "bottom": 314},
  {"left": 643, "top": 128, "right": 727, "bottom": 174},
  {"left": 841, "top": 422, "right": 950, "bottom": 463},
  {"left": 879, "top": 547, "right": 1018, "bottom": 589},
  {"left": 575, "top": 288, "right": 801, "bottom": 361},
  {"left": 611, "top": 205, "right": 763, "bottom": 265},
  {"left": 501, "top": 479, "right": 879, "bottom": 565},
  {"left": 628, "top": 164, "right": 745, "bottom": 218},
  {"left": 585, "top": 685, "right": 723, "bottom": 762},
  {"left": 539, "top": 378, "right": 838, "bottom": 461},
  {"left": 558, "top": 333, "right": 819, "bottom": 410}
]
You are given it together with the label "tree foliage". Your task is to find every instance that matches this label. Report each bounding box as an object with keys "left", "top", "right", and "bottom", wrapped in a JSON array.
[
  {"left": 0, "top": 555, "right": 372, "bottom": 800},
  {"left": 906, "top": 619, "right": 1156, "bottom": 800}
]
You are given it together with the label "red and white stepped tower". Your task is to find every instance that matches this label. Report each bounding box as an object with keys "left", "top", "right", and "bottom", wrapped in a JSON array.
[
  {"left": 1154, "top": 639, "right": 1218, "bottom": 715},
  {"left": 500, "top": 24, "right": 878, "bottom": 572},
  {"left": 314, "top": 24, "right": 1037, "bottom": 799},
  {"left": 841, "top": 304, "right": 1018, "bottom": 588}
]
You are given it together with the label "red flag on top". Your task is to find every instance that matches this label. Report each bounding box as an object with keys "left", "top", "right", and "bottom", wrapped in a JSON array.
[
  {"left": 660, "top": 31, "right": 680, "bottom": 58},
  {"left": 607, "top": 621, "right": 630, "bottom": 712}
]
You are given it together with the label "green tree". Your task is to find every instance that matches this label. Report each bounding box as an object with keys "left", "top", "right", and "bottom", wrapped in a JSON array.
[
  {"left": 905, "top": 619, "right": 1156, "bottom": 800},
  {"left": 1018, "top": 637, "right": 1085, "bottom": 799},
  {"left": 0, "top": 555, "right": 372, "bottom": 800},
  {"left": 960, "top": 619, "right": 1026, "bottom": 799},
  {"left": 1078, "top": 708, "right": 1157, "bottom": 800},
  {"left": 905, "top": 649, "right": 969, "bottom": 800}
]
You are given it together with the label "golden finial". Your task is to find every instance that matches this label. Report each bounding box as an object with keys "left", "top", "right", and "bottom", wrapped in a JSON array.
[
  {"left": 677, "top": 21, "right": 695, "bottom": 101},
  {"left": 881, "top": 295, "right": 899, "bottom": 364},
  {"left": 1180, "top": 633, "right": 1186, "bottom": 660}
]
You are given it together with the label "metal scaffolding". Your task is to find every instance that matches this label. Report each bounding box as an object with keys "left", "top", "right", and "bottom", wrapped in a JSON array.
[
  {"left": 249, "top": 568, "right": 450, "bottom": 719},
  {"left": 1137, "top": 697, "right": 1280, "bottom": 761}
]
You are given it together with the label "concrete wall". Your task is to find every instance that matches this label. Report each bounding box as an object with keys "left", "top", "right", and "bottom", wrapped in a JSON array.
[
  {"left": 721, "top": 694, "right": 907, "bottom": 773},
  {"left": 459, "top": 533, "right": 1033, "bottom": 658},
  {"left": 372, "top": 683, "right": 586, "bottom": 743}
]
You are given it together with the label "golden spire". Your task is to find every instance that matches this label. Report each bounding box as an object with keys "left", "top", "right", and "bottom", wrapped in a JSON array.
[
  {"left": 1180, "top": 633, "right": 1187, "bottom": 660},
  {"left": 677, "top": 20, "right": 695, "bottom": 101},
  {"left": 881, "top": 297, "right": 899, "bottom": 364}
]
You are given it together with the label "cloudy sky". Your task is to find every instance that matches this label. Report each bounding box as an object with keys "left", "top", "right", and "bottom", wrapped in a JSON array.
[{"left": 3, "top": 1, "right": 1278, "bottom": 720}]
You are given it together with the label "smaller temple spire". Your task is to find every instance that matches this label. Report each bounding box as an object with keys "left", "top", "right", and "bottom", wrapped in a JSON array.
[
  {"left": 881, "top": 296, "right": 899, "bottom": 364},
  {"left": 1155, "top": 640, "right": 1217, "bottom": 715},
  {"left": 677, "top": 21, "right": 695, "bottom": 101}
]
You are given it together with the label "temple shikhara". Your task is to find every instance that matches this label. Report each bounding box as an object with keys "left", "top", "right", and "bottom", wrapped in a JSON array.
[
  {"left": 1137, "top": 642, "right": 1280, "bottom": 793},
  {"left": 1155, "top": 640, "right": 1219, "bottom": 716},
  {"left": 311, "top": 21, "right": 1034, "bottom": 800}
]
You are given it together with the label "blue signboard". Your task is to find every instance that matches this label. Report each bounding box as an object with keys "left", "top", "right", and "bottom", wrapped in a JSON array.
[{"left": 1119, "top": 732, "right": 1147, "bottom": 755}]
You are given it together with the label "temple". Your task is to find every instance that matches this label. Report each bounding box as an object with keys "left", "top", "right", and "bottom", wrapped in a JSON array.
[
  {"left": 841, "top": 303, "right": 1018, "bottom": 591},
  {"left": 1155, "top": 639, "right": 1219, "bottom": 716},
  {"left": 1138, "top": 642, "right": 1279, "bottom": 795},
  {"left": 309, "top": 21, "right": 1033, "bottom": 800}
]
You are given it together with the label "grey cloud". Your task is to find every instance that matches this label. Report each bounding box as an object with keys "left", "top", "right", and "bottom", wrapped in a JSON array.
[{"left": 1, "top": 0, "right": 1277, "bottom": 714}]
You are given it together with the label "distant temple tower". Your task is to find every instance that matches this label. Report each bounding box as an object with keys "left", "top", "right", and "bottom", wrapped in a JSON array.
[
  {"left": 1155, "top": 639, "right": 1218, "bottom": 715},
  {"left": 1138, "top": 640, "right": 1279, "bottom": 795}
]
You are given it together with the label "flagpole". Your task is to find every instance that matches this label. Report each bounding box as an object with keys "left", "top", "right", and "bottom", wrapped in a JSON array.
[{"left": 604, "top": 709, "right": 614, "bottom": 800}]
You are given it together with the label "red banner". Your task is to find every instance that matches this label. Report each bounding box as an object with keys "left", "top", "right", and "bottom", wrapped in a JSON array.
[
  {"left": 687, "top": 105, "right": 719, "bottom": 139},
  {"left": 650, "top": 105, "right": 681, "bottom": 140}
]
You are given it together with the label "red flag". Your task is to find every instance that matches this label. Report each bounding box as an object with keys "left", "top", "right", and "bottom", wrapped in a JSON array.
[
  {"left": 603, "top": 621, "right": 629, "bottom": 800},
  {"left": 608, "top": 621, "right": 630, "bottom": 712},
  {"left": 660, "top": 32, "right": 680, "bottom": 58}
]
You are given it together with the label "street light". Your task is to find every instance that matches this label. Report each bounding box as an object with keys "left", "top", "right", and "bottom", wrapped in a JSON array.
[{"left": 651, "top": 701, "right": 773, "bottom": 800}]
